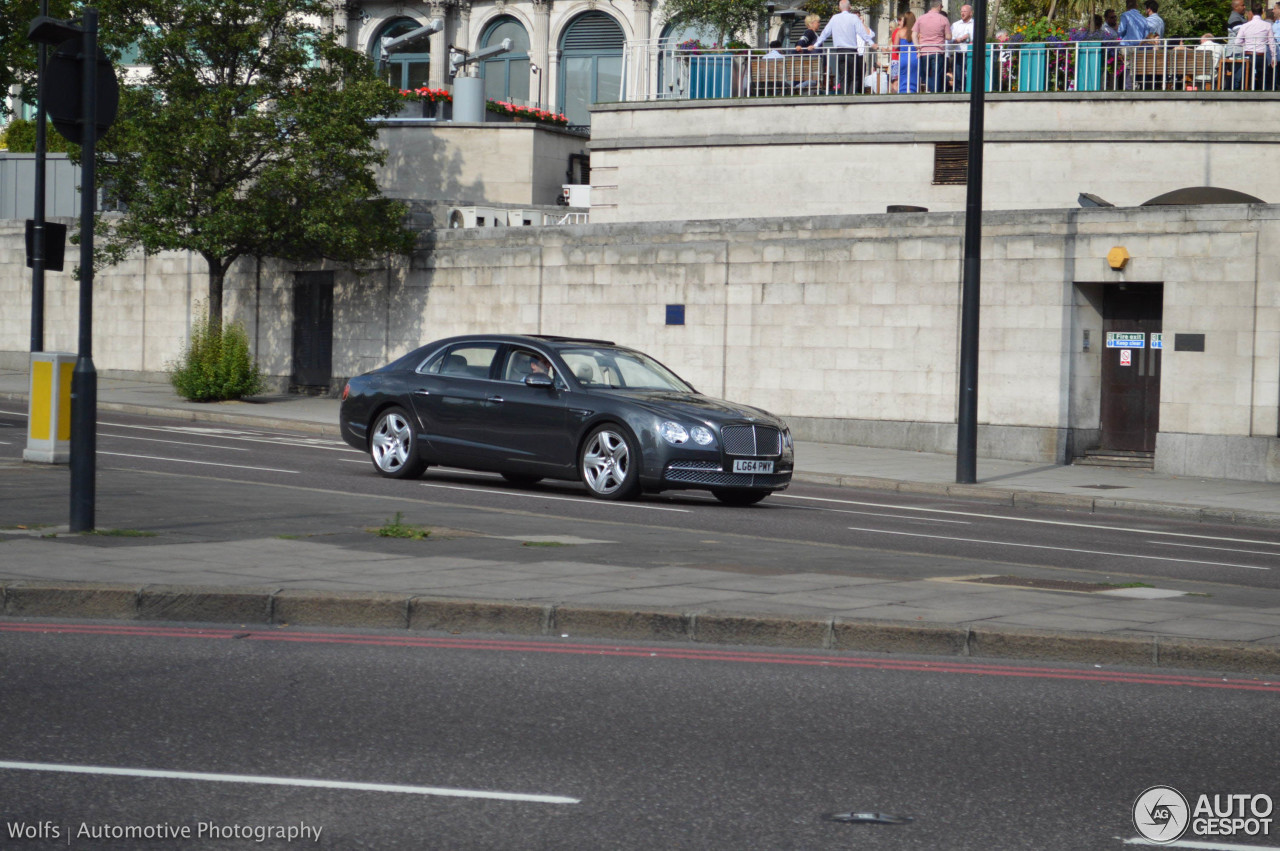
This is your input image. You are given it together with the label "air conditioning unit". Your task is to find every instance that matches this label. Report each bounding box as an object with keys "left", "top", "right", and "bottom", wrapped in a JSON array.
[
  {"left": 561, "top": 184, "right": 591, "bottom": 208},
  {"left": 446, "top": 206, "right": 509, "bottom": 228}
]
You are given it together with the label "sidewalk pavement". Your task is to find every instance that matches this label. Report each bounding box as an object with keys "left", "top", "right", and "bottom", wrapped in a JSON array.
[{"left": 2, "top": 367, "right": 1280, "bottom": 675}]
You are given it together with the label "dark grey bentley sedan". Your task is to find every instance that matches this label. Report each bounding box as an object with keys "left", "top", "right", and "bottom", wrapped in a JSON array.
[{"left": 339, "top": 334, "right": 794, "bottom": 505}]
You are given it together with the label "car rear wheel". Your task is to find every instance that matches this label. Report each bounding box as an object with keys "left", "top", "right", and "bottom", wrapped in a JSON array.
[
  {"left": 711, "top": 488, "right": 770, "bottom": 506},
  {"left": 580, "top": 425, "right": 640, "bottom": 500},
  {"left": 369, "top": 407, "right": 426, "bottom": 479},
  {"left": 501, "top": 473, "right": 543, "bottom": 487}
]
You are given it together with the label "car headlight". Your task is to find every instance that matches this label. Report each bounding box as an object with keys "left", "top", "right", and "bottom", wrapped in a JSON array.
[
  {"left": 659, "top": 421, "right": 689, "bottom": 445},
  {"left": 690, "top": 426, "right": 714, "bottom": 446}
]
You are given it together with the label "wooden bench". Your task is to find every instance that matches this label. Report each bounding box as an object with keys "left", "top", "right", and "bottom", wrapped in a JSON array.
[
  {"left": 1128, "top": 46, "right": 1216, "bottom": 90},
  {"left": 745, "top": 54, "right": 825, "bottom": 96}
]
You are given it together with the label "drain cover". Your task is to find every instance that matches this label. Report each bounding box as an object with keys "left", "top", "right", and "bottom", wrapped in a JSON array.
[{"left": 824, "top": 812, "right": 914, "bottom": 825}]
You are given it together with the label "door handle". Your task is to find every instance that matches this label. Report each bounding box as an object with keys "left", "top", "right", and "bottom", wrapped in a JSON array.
[
  {"left": 413, "top": 388, "right": 430, "bottom": 397},
  {"left": 487, "top": 395, "right": 505, "bottom": 404}
]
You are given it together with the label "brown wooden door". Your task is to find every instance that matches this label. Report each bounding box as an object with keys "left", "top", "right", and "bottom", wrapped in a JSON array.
[{"left": 1100, "top": 284, "right": 1162, "bottom": 452}]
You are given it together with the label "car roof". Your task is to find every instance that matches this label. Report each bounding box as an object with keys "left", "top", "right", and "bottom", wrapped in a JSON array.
[{"left": 424, "top": 334, "right": 619, "bottom": 353}]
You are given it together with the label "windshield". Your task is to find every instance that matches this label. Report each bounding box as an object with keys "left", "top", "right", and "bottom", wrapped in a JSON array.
[{"left": 559, "top": 347, "right": 693, "bottom": 392}]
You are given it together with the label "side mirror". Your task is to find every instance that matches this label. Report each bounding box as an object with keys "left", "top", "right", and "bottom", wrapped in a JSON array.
[{"left": 524, "top": 373, "right": 555, "bottom": 388}]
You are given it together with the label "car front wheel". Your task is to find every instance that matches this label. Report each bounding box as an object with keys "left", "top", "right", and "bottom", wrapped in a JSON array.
[
  {"left": 369, "top": 407, "right": 426, "bottom": 479},
  {"left": 580, "top": 425, "right": 640, "bottom": 500}
]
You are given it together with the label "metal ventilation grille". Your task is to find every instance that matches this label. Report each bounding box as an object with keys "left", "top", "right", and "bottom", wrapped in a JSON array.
[
  {"left": 720, "top": 425, "right": 782, "bottom": 456},
  {"left": 561, "top": 12, "right": 625, "bottom": 51},
  {"left": 933, "top": 143, "right": 968, "bottom": 185}
]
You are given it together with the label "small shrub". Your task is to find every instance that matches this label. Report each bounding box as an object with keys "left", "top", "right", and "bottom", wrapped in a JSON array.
[
  {"left": 1, "top": 118, "right": 79, "bottom": 154},
  {"left": 169, "top": 309, "right": 264, "bottom": 402}
]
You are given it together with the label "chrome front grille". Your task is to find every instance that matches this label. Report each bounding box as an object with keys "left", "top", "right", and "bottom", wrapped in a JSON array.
[
  {"left": 664, "top": 466, "right": 792, "bottom": 488},
  {"left": 720, "top": 424, "right": 781, "bottom": 456}
]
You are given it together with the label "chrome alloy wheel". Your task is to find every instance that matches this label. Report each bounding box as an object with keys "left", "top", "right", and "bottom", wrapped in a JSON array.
[
  {"left": 582, "top": 428, "right": 632, "bottom": 496},
  {"left": 371, "top": 410, "right": 414, "bottom": 475}
]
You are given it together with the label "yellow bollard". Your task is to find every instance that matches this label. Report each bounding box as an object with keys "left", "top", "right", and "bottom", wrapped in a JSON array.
[{"left": 24, "top": 351, "right": 75, "bottom": 464}]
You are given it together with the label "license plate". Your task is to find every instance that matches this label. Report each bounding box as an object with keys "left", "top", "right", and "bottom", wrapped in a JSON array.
[{"left": 732, "top": 459, "right": 774, "bottom": 474}]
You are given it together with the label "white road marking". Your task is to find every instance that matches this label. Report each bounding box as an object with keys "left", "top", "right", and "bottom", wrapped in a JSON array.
[
  {"left": 1150, "top": 540, "right": 1280, "bottom": 557},
  {"left": 793, "top": 505, "right": 970, "bottom": 524},
  {"left": 846, "top": 527, "right": 1270, "bottom": 571},
  {"left": 104, "top": 422, "right": 359, "bottom": 453},
  {"left": 1121, "top": 838, "right": 1280, "bottom": 849},
  {"left": 422, "top": 482, "right": 690, "bottom": 512},
  {"left": 0, "top": 760, "right": 578, "bottom": 805},
  {"left": 100, "top": 452, "right": 297, "bottom": 474},
  {"left": 782, "top": 494, "right": 1280, "bottom": 547},
  {"left": 100, "top": 432, "right": 250, "bottom": 451}
]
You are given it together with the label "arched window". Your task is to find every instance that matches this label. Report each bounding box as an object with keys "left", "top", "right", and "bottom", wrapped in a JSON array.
[
  {"left": 371, "top": 17, "right": 431, "bottom": 90},
  {"left": 558, "top": 12, "right": 625, "bottom": 127},
  {"left": 480, "top": 17, "right": 531, "bottom": 105}
]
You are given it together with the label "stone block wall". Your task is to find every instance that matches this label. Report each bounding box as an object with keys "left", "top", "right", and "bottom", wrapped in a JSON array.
[{"left": 2, "top": 204, "right": 1278, "bottom": 479}]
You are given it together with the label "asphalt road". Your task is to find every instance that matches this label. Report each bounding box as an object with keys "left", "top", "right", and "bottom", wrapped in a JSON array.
[
  {"left": 0, "top": 405, "right": 1276, "bottom": 594},
  {"left": 2, "top": 620, "right": 1278, "bottom": 850}
]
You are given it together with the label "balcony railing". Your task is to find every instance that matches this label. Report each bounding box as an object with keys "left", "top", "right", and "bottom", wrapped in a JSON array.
[{"left": 621, "top": 38, "right": 1275, "bottom": 102}]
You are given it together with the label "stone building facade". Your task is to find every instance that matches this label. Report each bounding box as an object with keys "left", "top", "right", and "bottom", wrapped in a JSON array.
[{"left": 3, "top": 204, "right": 1277, "bottom": 481}]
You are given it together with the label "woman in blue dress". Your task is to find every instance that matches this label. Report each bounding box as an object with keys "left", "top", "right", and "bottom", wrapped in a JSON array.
[{"left": 896, "top": 12, "right": 920, "bottom": 93}]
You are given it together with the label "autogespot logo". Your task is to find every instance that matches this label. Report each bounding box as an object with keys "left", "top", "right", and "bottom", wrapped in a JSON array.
[{"left": 1134, "top": 786, "right": 1190, "bottom": 844}]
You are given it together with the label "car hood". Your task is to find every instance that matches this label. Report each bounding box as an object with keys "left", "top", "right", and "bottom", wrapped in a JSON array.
[{"left": 599, "top": 390, "right": 787, "bottom": 427}]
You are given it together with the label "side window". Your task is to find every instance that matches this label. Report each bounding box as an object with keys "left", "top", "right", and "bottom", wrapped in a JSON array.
[
  {"left": 502, "top": 348, "right": 557, "bottom": 382},
  {"left": 437, "top": 344, "right": 500, "bottom": 379},
  {"left": 560, "top": 351, "right": 603, "bottom": 386},
  {"left": 418, "top": 349, "right": 446, "bottom": 374}
]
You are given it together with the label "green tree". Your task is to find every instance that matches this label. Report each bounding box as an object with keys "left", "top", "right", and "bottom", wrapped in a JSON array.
[
  {"left": 658, "top": 0, "right": 773, "bottom": 45},
  {"left": 96, "top": 0, "right": 416, "bottom": 326},
  {"left": 0, "top": 0, "right": 135, "bottom": 121}
]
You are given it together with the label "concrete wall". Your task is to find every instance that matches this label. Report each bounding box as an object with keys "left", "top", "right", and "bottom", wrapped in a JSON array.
[
  {"left": 587, "top": 94, "right": 1280, "bottom": 222},
  {"left": 375, "top": 121, "right": 589, "bottom": 207},
  {"left": 2, "top": 205, "right": 1278, "bottom": 480}
]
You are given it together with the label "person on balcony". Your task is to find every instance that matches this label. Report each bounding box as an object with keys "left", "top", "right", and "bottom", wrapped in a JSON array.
[
  {"left": 795, "top": 13, "right": 822, "bottom": 51},
  {"left": 1234, "top": 2, "right": 1276, "bottom": 89},
  {"left": 1144, "top": 0, "right": 1166, "bottom": 36},
  {"left": 951, "top": 5, "right": 974, "bottom": 91},
  {"left": 890, "top": 12, "right": 911, "bottom": 91},
  {"left": 809, "top": 0, "right": 874, "bottom": 94},
  {"left": 891, "top": 12, "right": 917, "bottom": 92},
  {"left": 1119, "top": 0, "right": 1150, "bottom": 44},
  {"left": 1101, "top": 10, "right": 1121, "bottom": 38},
  {"left": 913, "top": 0, "right": 951, "bottom": 92}
]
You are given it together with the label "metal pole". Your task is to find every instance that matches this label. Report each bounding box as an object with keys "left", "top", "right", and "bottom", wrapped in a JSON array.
[
  {"left": 69, "top": 7, "right": 98, "bottom": 532},
  {"left": 956, "top": 0, "right": 986, "bottom": 484},
  {"left": 30, "top": 0, "right": 49, "bottom": 353}
]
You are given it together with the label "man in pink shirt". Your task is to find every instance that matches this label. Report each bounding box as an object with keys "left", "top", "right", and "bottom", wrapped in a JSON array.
[
  {"left": 913, "top": 0, "right": 951, "bottom": 92},
  {"left": 1235, "top": 3, "right": 1276, "bottom": 90}
]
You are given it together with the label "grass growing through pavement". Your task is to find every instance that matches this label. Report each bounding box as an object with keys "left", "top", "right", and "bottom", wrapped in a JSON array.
[{"left": 371, "top": 512, "right": 431, "bottom": 540}]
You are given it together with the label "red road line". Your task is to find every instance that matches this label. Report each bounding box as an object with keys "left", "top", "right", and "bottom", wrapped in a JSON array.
[{"left": 2, "top": 621, "right": 1278, "bottom": 693}]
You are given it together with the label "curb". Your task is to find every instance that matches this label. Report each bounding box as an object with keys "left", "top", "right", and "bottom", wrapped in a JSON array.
[
  {"left": 790, "top": 471, "right": 1280, "bottom": 529},
  {"left": 0, "top": 391, "right": 340, "bottom": 439},
  {"left": 4, "top": 581, "right": 1279, "bottom": 676}
]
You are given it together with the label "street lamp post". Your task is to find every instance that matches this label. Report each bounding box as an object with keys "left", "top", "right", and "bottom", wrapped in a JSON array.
[
  {"left": 956, "top": 0, "right": 987, "bottom": 484},
  {"left": 30, "top": 0, "right": 49, "bottom": 354},
  {"left": 531, "top": 62, "right": 542, "bottom": 109}
]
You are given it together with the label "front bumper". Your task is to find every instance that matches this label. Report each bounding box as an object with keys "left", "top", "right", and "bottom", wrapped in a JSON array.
[{"left": 661, "top": 459, "right": 793, "bottom": 491}]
